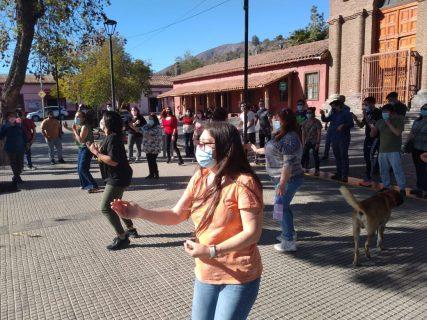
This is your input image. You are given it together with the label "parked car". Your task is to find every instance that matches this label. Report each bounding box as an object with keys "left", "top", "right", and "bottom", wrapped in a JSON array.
[{"left": 26, "top": 106, "right": 69, "bottom": 122}]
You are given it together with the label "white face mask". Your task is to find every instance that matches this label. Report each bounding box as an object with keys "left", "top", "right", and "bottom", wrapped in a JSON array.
[{"left": 273, "top": 120, "right": 281, "bottom": 131}]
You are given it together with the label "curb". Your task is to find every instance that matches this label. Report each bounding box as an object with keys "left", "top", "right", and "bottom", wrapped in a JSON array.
[{"left": 303, "top": 169, "right": 426, "bottom": 201}]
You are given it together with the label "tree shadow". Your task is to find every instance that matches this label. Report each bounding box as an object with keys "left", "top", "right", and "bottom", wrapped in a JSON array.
[
  {"left": 139, "top": 232, "right": 192, "bottom": 239},
  {"left": 126, "top": 240, "right": 184, "bottom": 249}
]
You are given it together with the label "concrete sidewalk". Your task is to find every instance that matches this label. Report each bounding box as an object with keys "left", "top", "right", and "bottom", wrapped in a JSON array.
[{"left": 0, "top": 131, "right": 426, "bottom": 319}]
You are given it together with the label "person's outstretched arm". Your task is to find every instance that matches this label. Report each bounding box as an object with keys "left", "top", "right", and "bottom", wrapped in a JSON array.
[{"left": 111, "top": 173, "right": 197, "bottom": 225}]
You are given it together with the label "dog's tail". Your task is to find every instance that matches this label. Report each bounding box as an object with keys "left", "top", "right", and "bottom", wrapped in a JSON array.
[{"left": 339, "top": 186, "right": 362, "bottom": 212}]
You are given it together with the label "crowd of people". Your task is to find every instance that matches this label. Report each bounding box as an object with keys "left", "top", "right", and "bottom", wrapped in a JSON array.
[{"left": 1, "top": 92, "right": 427, "bottom": 319}]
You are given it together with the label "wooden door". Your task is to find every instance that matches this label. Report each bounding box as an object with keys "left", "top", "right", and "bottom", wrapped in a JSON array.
[{"left": 378, "top": 3, "right": 417, "bottom": 53}]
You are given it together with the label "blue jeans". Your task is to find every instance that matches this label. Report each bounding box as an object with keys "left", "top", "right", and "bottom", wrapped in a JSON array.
[
  {"left": 280, "top": 175, "right": 304, "bottom": 241},
  {"left": 378, "top": 152, "right": 406, "bottom": 189},
  {"left": 192, "top": 278, "right": 260, "bottom": 320},
  {"left": 77, "top": 147, "right": 98, "bottom": 190}
]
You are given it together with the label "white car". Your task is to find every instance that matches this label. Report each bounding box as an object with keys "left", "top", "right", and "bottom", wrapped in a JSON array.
[{"left": 26, "top": 106, "right": 69, "bottom": 122}]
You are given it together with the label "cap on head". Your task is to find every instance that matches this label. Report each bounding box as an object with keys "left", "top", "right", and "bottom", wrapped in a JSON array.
[{"left": 328, "top": 94, "right": 342, "bottom": 105}]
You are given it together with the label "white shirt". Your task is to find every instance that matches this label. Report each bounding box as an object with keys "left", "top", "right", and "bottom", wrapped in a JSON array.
[{"left": 240, "top": 111, "right": 256, "bottom": 134}]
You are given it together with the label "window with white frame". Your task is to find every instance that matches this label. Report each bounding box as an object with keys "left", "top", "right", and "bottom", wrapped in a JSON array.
[{"left": 305, "top": 72, "right": 319, "bottom": 101}]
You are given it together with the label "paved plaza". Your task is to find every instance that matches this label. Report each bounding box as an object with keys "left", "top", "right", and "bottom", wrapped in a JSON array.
[{"left": 0, "top": 128, "right": 426, "bottom": 320}]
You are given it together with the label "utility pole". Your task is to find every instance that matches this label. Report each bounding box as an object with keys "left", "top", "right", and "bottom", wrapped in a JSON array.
[
  {"left": 243, "top": 0, "right": 249, "bottom": 143},
  {"left": 55, "top": 63, "right": 62, "bottom": 127}
]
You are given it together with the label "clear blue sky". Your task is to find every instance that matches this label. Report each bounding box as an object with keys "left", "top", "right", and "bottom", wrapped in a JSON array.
[
  {"left": 105, "top": 0, "right": 329, "bottom": 72},
  {"left": 0, "top": 0, "right": 329, "bottom": 74}
]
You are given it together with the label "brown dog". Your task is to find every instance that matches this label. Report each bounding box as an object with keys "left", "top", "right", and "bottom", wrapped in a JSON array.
[{"left": 340, "top": 186, "right": 404, "bottom": 266}]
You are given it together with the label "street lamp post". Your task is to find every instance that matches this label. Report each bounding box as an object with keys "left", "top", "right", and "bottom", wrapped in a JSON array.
[
  {"left": 104, "top": 18, "right": 117, "bottom": 111},
  {"left": 243, "top": 0, "right": 249, "bottom": 143},
  {"left": 54, "top": 62, "right": 62, "bottom": 127}
]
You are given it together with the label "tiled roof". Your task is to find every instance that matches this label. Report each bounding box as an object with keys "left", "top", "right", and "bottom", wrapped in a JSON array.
[
  {"left": 158, "top": 70, "right": 291, "bottom": 98},
  {"left": 149, "top": 75, "right": 173, "bottom": 87},
  {"left": 0, "top": 74, "right": 55, "bottom": 84},
  {"left": 173, "top": 40, "right": 329, "bottom": 82}
]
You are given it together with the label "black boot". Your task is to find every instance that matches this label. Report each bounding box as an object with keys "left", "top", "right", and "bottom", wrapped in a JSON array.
[{"left": 107, "top": 235, "right": 130, "bottom": 251}]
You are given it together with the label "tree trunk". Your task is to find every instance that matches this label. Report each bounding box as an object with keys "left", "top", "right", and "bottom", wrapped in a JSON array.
[{"left": 0, "top": 0, "right": 42, "bottom": 116}]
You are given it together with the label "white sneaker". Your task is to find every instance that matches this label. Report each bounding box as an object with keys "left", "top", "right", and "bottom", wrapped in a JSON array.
[
  {"left": 274, "top": 240, "right": 297, "bottom": 252},
  {"left": 276, "top": 232, "right": 297, "bottom": 242}
]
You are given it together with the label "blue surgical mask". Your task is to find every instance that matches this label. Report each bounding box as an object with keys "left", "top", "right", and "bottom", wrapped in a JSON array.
[
  {"left": 74, "top": 118, "right": 81, "bottom": 126},
  {"left": 382, "top": 112, "right": 390, "bottom": 120},
  {"left": 363, "top": 105, "right": 371, "bottom": 112},
  {"left": 421, "top": 110, "right": 427, "bottom": 117},
  {"left": 195, "top": 146, "right": 216, "bottom": 168},
  {"left": 148, "top": 119, "right": 155, "bottom": 126},
  {"left": 273, "top": 120, "right": 281, "bottom": 131},
  {"left": 297, "top": 104, "right": 303, "bottom": 112}
]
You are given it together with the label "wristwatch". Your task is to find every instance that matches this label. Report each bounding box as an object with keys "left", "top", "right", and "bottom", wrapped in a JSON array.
[{"left": 209, "top": 245, "right": 217, "bottom": 259}]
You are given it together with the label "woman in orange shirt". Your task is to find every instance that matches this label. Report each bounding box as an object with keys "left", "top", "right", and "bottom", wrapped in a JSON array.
[{"left": 111, "top": 122, "right": 263, "bottom": 320}]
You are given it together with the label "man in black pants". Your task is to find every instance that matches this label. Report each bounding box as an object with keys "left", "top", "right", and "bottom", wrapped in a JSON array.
[
  {"left": 352, "top": 96, "right": 382, "bottom": 187},
  {"left": 0, "top": 112, "right": 27, "bottom": 185},
  {"left": 256, "top": 99, "right": 272, "bottom": 148}
]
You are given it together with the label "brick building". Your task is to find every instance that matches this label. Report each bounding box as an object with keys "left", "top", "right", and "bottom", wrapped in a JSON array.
[
  {"left": 158, "top": 40, "right": 329, "bottom": 115},
  {"left": 328, "top": 0, "right": 427, "bottom": 109}
]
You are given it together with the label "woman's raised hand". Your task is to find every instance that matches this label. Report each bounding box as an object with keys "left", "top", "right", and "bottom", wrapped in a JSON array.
[{"left": 110, "top": 199, "right": 141, "bottom": 219}]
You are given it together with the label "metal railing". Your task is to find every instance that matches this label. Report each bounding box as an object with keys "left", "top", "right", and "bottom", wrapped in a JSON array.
[{"left": 361, "top": 50, "right": 422, "bottom": 106}]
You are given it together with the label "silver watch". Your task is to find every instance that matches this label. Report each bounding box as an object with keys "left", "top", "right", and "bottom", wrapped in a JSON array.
[{"left": 209, "top": 245, "right": 217, "bottom": 258}]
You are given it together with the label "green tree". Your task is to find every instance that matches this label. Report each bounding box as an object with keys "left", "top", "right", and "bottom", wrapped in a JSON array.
[
  {"left": 307, "top": 5, "right": 328, "bottom": 42},
  {"left": 175, "top": 51, "right": 204, "bottom": 74},
  {"left": 0, "top": 0, "right": 109, "bottom": 114},
  {"left": 287, "top": 6, "right": 328, "bottom": 46},
  {"left": 251, "top": 35, "right": 260, "bottom": 47},
  {"left": 60, "top": 37, "right": 151, "bottom": 107}
]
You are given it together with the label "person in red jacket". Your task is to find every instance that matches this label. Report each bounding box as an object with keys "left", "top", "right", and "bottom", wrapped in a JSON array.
[{"left": 162, "top": 108, "right": 184, "bottom": 165}]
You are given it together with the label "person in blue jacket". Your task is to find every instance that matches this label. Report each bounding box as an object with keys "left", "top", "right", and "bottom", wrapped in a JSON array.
[
  {"left": 320, "top": 94, "right": 354, "bottom": 182},
  {"left": 0, "top": 111, "right": 27, "bottom": 184}
]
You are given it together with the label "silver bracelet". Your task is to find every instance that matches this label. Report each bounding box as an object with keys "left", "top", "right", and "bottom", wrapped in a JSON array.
[{"left": 209, "top": 245, "right": 217, "bottom": 259}]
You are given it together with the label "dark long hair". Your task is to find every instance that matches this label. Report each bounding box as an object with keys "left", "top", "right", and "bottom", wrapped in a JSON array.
[
  {"left": 149, "top": 113, "right": 160, "bottom": 126},
  {"left": 275, "top": 109, "right": 298, "bottom": 141},
  {"left": 103, "top": 111, "right": 123, "bottom": 136},
  {"left": 193, "top": 122, "right": 262, "bottom": 236},
  {"left": 75, "top": 111, "right": 87, "bottom": 126}
]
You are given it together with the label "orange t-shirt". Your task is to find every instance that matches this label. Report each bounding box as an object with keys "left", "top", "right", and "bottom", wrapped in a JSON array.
[{"left": 185, "top": 169, "right": 264, "bottom": 284}]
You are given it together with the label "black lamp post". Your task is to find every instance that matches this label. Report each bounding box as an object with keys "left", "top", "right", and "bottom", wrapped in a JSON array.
[
  {"left": 243, "top": 0, "right": 249, "bottom": 143},
  {"left": 104, "top": 18, "right": 117, "bottom": 111}
]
